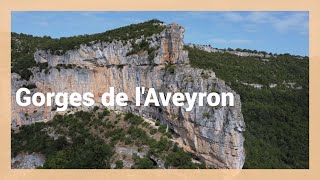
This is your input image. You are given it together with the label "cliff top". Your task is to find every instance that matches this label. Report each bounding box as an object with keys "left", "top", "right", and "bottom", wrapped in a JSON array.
[
  {"left": 11, "top": 19, "right": 172, "bottom": 80},
  {"left": 12, "top": 19, "right": 167, "bottom": 53},
  {"left": 11, "top": 19, "right": 307, "bottom": 81}
]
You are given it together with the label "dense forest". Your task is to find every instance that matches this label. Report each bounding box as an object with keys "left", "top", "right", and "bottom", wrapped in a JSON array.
[
  {"left": 186, "top": 46, "right": 309, "bottom": 168},
  {"left": 11, "top": 19, "right": 165, "bottom": 80},
  {"left": 12, "top": 107, "right": 205, "bottom": 169}
]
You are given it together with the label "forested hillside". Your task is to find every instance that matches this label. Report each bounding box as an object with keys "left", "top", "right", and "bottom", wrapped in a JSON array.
[
  {"left": 186, "top": 46, "right": 309, "bottom": 168},
  {"left": 11, "top": 19, "right": 164, "bottom": 80},
  {"left": 12, "top": 108, "right": 205, "bottom": 169}
]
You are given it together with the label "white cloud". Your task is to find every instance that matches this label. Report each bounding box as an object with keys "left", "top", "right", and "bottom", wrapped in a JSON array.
[
  {"left": 220, "top": 12, "right": 308, "bottom": 34},
  {"left": 246, "top": 12, "right": 276, "bottom": 24},
  {"left": 271, "top": 13, "right": 308, "bottom": 33}
]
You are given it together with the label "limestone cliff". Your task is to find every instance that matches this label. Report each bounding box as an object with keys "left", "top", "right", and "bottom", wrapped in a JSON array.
[
  {"left": 11, "top": 23, "right": 245, "bottom": 169},
  {"left": 187, "top": 44, "right": 273, "bottom": 58}
]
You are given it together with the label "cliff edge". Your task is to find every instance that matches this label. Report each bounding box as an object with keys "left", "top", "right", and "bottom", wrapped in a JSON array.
[{"left": 11, "top": 22, "right": 245, "bottom": 169}]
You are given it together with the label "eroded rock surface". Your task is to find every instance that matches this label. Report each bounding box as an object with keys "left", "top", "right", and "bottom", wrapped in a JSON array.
[
  {"left": 11, "top": 23, "right": 245, "bottom": 169},
  {"left": 11, "top": 153, "right": 45, "bottom": 169}
]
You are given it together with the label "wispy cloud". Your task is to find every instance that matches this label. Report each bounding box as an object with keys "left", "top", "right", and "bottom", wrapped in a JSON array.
[
  {"left": 246, "top": 12, "right": 276, "bottom": 24},
  {"left": 221, "top": 12, "right": 308, "bottom": 34},
  {"left": 271, "top": 13, "right": 308, "bottom": 34},
  {"left": 169, "top": 11, "right": 308, "bottom": 35},
  {"left": 11, "top": 11, "right": 309, "bottom": 55}
]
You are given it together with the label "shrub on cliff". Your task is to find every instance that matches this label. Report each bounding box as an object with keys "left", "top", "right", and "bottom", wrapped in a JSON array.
[
  {"left": 115, "top": 160, "right": 124, "bottom": 169},
  {"left": 132, "top": 155, "right": 155, "bottom": 169}
]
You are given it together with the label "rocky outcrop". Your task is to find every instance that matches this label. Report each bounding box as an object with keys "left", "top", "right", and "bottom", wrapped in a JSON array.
[
  {"left": 11, "top": 23, "right": 245, "bottom": 169},
  {"left": 187, "top": 43, "right": 273, "bottom": 58},
  {"left": 11, "top": 153, "right": 45, "bottom": 169}
]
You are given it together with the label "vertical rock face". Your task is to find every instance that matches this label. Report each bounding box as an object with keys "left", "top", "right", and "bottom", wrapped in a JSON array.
[{"left": 11, "top": 23, "right": 245, "bottom": 169}]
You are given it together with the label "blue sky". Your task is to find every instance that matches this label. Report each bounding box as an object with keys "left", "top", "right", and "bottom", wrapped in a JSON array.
[{"left": 12, "top": 11, "right": 309, "bottom": 56}]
